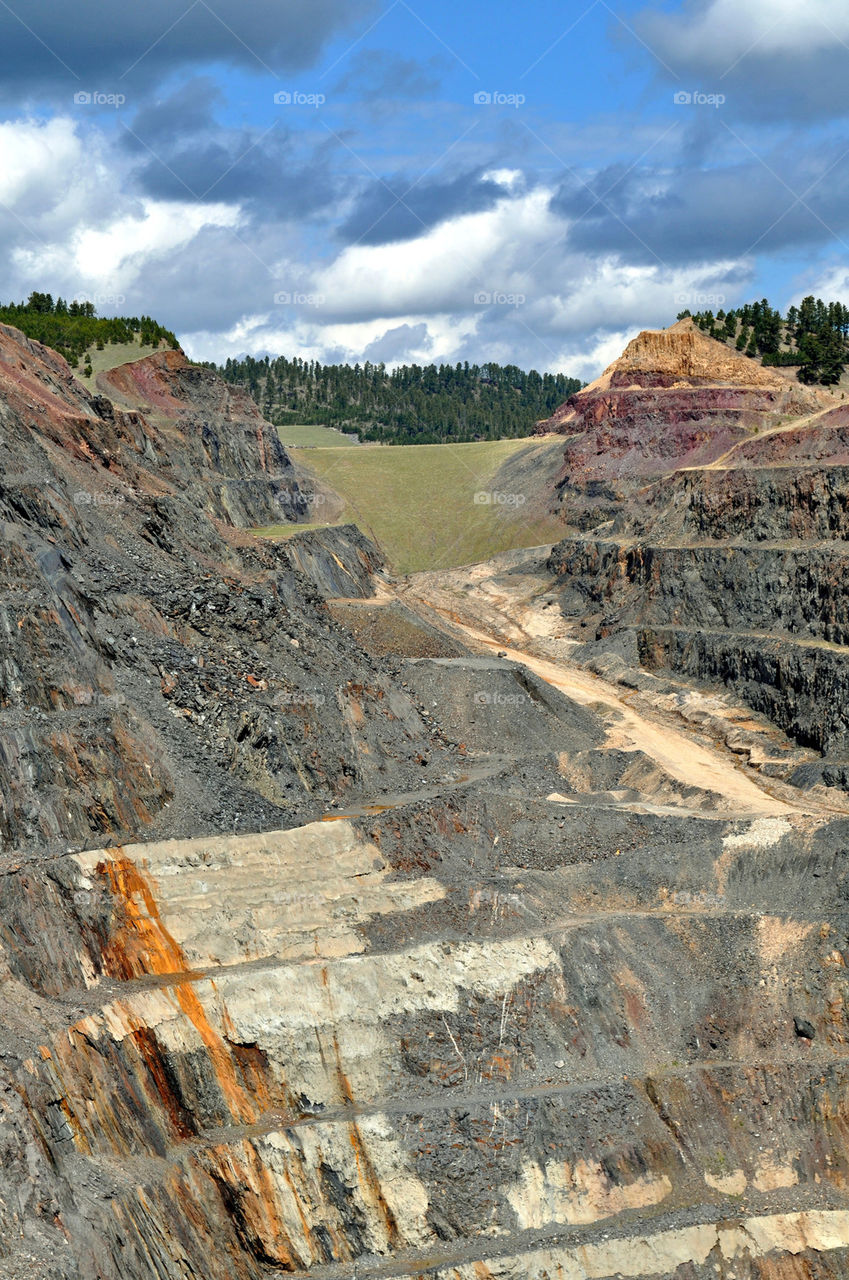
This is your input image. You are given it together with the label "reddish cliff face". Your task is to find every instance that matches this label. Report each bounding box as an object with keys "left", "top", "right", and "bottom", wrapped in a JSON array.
[
  {"left": 99, "top": 347, "right": 268, "bottom": 431},
  {"left": 539, "top": 323, "right": 822, "bottom": 480},
  {"left": 0, "top": 326, "right": 303, "bottom": 526},
  {"left": 542, "top": 323, "right": 849, "bottom": 761}
]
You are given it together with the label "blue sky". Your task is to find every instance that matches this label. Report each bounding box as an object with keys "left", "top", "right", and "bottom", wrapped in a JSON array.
[{"left": 1, "top": 0, "right": 849, "bottom": 377}]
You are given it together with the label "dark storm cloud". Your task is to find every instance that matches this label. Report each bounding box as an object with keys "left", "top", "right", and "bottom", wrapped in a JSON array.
[
  {"left": 127, "top": 78, "right": 222, "bottom": 143},
  {"left": 0, "top": 0, "right": 376, "bottom": 96},
  {"left": 122, "top": 82, "right": 339, "bottom": 216},
  {"left": 633, "top": 4, "right": 849, "bottom": 123},
  {"left": 129, "top": 128, "right": 340, "bottom": 216},
  {"left": 338, "top": 169, "right": 504, "bottom": 245},
  {"left": 552, "top": 145, "right": 849, "bottom": 265}
]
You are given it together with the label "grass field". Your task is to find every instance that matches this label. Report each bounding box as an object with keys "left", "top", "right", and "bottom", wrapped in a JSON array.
[
  {"left": 275, "top": 423, "right": 361, "bottom": 447},
  {"left": 263, "top": 438, "right": 564, "bottom": 574},
  {"left": 76, "top": 337, "right": 171, "bottom": 386}
]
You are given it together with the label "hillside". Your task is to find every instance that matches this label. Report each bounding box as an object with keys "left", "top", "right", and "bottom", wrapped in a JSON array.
[
  {"left": 0, "top": 293, "right": 179, "bottom": 368},
  {"left": 266, "top": 435, "right": 567, "bottom": 573},
  {"left": 683, "top": 294, "right": 849, "bottom": 384},
  {"left": 532, "top": 317, "right": 849, "bottom": 776}
]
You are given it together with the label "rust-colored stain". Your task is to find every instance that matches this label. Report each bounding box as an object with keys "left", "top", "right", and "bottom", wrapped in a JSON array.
[
  {"left": 624, "top": 988, "right": 646, "bottom": 1029},
  {"left": 96, "top": 854, "right": 257, "bottom": 1125},
  {"left": 326, "top": 1027, "right": 400, "bottom": 1251},
  {"left": 347, "top": 1123, "right": 401, "bottom": 1250},
  {"left": 205, "top": 1141, "right": 299, "bottom": 1269}
]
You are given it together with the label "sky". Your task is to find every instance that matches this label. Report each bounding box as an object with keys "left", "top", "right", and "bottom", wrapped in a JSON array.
[{"left": 2, "top": 0, "right": 849, "bottom": 379}]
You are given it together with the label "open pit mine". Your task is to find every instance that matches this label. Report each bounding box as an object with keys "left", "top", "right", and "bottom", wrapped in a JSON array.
[{"left": 3, "top": 317, "right": 849, "bottom": 1280}]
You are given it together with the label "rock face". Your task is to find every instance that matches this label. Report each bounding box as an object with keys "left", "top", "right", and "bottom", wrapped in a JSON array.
[
  {"left": 0, "top": 324, "right": 452, "bottom": 856},
  {"left": 538, "top": 322, "right": 821, "bottom": 486},
  {"left": 542, "top": 322, "right": 849, "bottom": 770},
  {"left": 8, "top": 775, "right": 849, "bottom": 1277},
  {"left": 3, "top": 323, "right": 849, "bottom": 1279}
]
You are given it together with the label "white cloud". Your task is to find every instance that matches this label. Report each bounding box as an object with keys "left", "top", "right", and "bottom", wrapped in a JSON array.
[
  {"left": 0, "top": 117, "right": 82, "bottom": 208},
  {"left": 182, "top": 311, "right": 480, "bottom": 368},
  {"left": 0, "top": 115, "right": 243, "bottom": 312},
  {"left": 643, "top": 0, "right": 849, "bottom": 68},
  {"left": 313, "top": 188, "right": 557, "bottom": 320},
  {"left": 788, "top": 264, "right": 849, "bottom": 312},
  {"left": 71, "top": 200, "right": 239, "bottom": 282}
]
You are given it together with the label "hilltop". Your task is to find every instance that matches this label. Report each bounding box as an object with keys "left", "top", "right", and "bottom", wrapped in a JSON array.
[
  {"left": 216, "top": 351, "right": 583, "bottom": 444},
  {"left": 0, "top": 292, "right": 179, "bottom": 369},
  {"left": 524, "top": 316, "right": 849, "bottom": 773}
]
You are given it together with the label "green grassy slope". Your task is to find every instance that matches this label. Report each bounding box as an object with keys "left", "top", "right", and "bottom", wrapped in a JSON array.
[
  {"left": 76, "top": 337, "right": 173, "bottom": 387},
  {"left": 258, "top": 438, "right": 565, "bottom": 574},
  {"left": 275, "top": 423, "right": 361, "bottom": 448}
]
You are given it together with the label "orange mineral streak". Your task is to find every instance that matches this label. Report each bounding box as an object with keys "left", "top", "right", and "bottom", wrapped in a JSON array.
[
  {"left": 329, "top": 1028, "right": 400, "bottom": 1251},
  {"left": 96, "top": 853, "right": 257, "bottom": 1125},
  {"left": 347, "top": 1123, "right": 401, "bottom": 1251},
  {"left": 207, "top": 1142, "right": 300, "bottom": 1269}
]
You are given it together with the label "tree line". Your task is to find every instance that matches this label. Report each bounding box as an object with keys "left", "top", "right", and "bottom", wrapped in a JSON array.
[
  {"left": 212, "top": 353, "right": 584, "bottom": 444},
  {"left": 678, "top": 296, "right": 849, "bottom": 385},
  {"left": 0, "top": 293, "right": 180, "bottom": 368}
]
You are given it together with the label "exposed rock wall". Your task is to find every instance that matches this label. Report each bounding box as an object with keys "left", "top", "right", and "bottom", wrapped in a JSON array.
[
  {"left": 550, "top": 539, "right": 849, "bottom": 644},
  {"left": 544, "top": 322, "right": 849, "bottom": 766},
  {"left": 615, "top": 463, "right": 849, "bottom": 542},
  {"left": 2, "top": 321, "right": 849, "bottom": 1278},
  {"left": 538, "top": 323, "right": 821, "bottom": 485},
  {"left": 637, "top": 627, "right": 849, "bottom": 754},
  {"left": 4, "top": 800, "right": 849, "bottom": 1277},
  {"left": 0, "top": 325, "right": 455, "bottom": 856}
]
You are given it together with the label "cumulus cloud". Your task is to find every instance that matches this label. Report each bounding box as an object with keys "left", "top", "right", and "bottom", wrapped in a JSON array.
[
  {"left": 337, "top": 168, "right": 506, "bottom": 245},
  {"left": 0, "top": 0, "right": 376, "bottom": 98},
  {"left": 636, "top": 0, "right": 849, "bottom": 120},
  {"left": 0, "top": 116, "right": 245, "bottom": 325},
  {"left": 361, "top": 322, "right": 430, "bottom": 363},
  {"left": 640, "top": 0, "right": 849, "bottom": 66},
  {"left": 553, "top": 142, "right": 849, "bottom": 265},
  {"left": 2, "top": 2, "right": 843, "bottom": 385},
  {"left": 174, "top": 179, "right": 750, "bottom": 377},
  {"left": 788, "top": 264, "right": 849, "bottom": 314}
]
